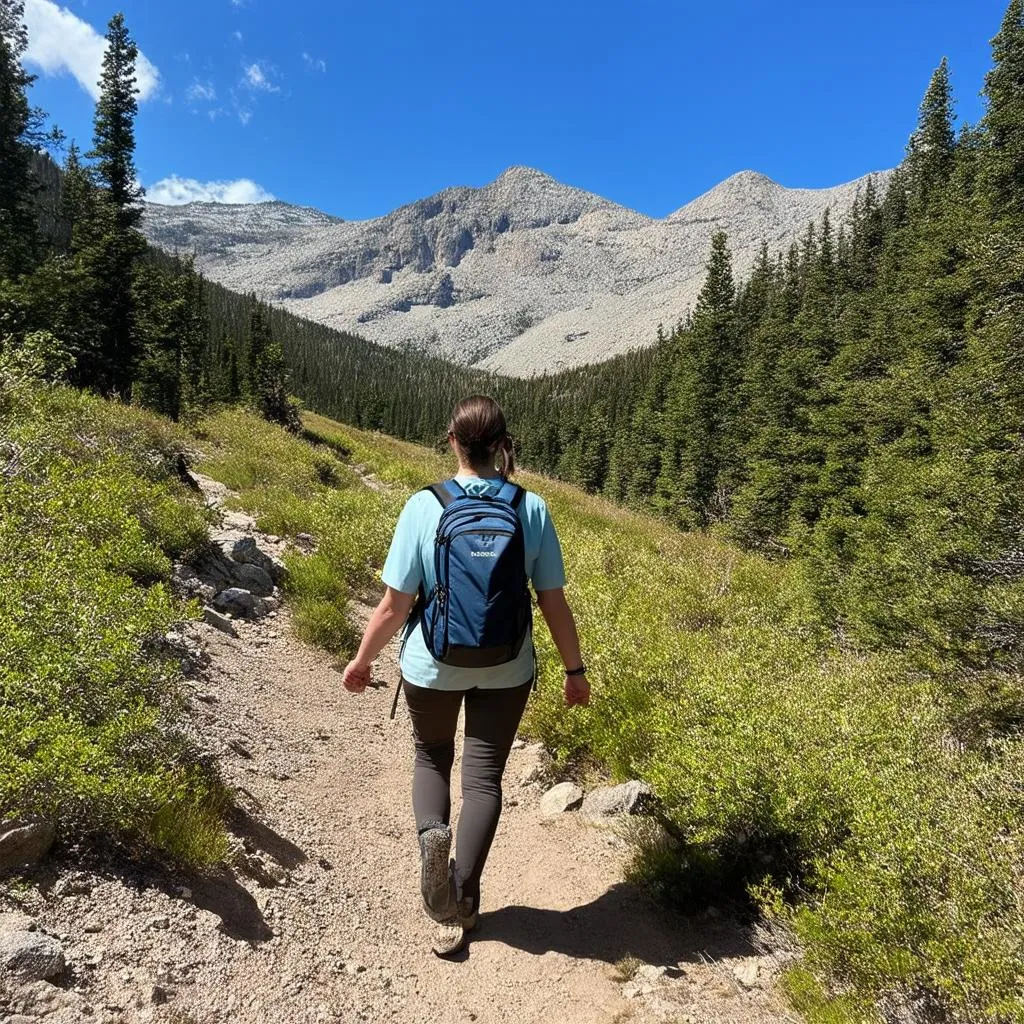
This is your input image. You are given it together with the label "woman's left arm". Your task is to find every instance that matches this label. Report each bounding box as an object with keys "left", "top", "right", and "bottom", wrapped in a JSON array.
[{"left": 342, "top": 586, "right": 416, "bottom": 693}]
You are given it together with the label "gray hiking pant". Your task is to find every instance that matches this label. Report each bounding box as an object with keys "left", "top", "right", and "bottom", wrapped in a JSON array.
[{"left": 403, "top": 678, "right": 532, "bottom": 910}]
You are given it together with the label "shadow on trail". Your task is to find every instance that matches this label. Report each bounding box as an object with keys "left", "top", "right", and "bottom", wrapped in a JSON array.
[
  {"left": 474, "top": 882, "right": 757, "bottom": 966},
  {"left": 187, "top": 867, "right": 273, "bottom": 943},
  {"left": 227, "top": 803, "right": 307, "bottom": 870}
]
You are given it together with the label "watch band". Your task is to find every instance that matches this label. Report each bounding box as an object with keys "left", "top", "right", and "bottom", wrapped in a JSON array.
[{"left": 565, "top": 664, "right": 587, "bottom": 677}]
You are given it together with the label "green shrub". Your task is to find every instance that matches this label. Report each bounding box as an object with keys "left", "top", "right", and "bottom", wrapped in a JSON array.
[{"left": 0, "top": 382, "right": 225, "bottom": 863}]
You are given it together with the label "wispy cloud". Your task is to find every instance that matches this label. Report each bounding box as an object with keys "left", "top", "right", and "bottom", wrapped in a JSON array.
[
  {"left": 23, "top": 0, "right": 160, "bottom": 102},
  {"left": 186, "top": 79, "right": 217, "bottom": 104},
  {"left": 232, "top": 30, "right": 244, "bottom": 42},
  {"left": 302, "top": 52, "right": 327, "bottom": 74},
  {"left": 243, "top": 61, "right": 279, "bottom": 93},
  {"left": 147, "top": 176, "right": 275, "bottom": 206}
]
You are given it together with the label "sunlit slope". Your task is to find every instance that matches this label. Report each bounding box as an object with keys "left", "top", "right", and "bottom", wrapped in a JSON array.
[{"left": 278, "top": 412, "right": 1020, "bottom": 1024}]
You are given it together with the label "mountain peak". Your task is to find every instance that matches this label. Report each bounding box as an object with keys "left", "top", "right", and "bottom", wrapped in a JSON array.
[
  {"left": 719, "top": 169, "right": 781, "bottom": 190},
  {"left": 493, "top": 165, "right": 555, "bottom": 185}
]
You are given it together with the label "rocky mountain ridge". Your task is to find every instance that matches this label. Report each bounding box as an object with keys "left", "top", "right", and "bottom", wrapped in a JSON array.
[{"left": 142, "top": 166, "right": 890, "bottom": 376}]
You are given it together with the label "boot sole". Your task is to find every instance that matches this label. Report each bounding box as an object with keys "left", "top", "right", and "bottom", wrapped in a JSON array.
[{"left": 419, "top": 826, "right": 454, "bottom": 922}]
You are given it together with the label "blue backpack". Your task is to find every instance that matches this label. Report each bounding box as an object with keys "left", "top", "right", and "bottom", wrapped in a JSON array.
[{"left": 413, "top": 478, "right": 531, "bottom": 667}]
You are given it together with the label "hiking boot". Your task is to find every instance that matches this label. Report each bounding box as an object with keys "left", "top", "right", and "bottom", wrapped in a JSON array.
[
  {"left": 418, "top": 824, "right": 455, "bottom": 922},
  {"left": 431, "top": 914, "right": 466, "bottom": 957}
]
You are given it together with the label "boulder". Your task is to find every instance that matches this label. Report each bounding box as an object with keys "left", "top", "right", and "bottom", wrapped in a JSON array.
[
  {"left": 230, "top": 562, "right": 275, "bottom": 598},
  {"left": 213, "top": 588, "right": 256, "bottom": 619},
  {"left": 0, "top": 819, "right": 55, "bottom": 871},
  {"left": 0, "top": 930, "right": 65, "bottom": 982},
  {"left": 539, "top": 782, "right": 584, "bottom": 817},
  {"left": 222, "top": 537, "right": 287, "bottom": 582},
  {"left": 580, "top": 781, "right": 654, "bottom": 824}
]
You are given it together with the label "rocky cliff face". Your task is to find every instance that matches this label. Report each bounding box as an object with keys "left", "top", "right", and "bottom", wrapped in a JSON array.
[{"left": 142, "top": 165, "right": 890, "bottom": 376}]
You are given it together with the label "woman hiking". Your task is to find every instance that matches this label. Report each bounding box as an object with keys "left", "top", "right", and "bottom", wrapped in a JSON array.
[{"left": 341, "top": 394, "right": 590, "bottom": 956}]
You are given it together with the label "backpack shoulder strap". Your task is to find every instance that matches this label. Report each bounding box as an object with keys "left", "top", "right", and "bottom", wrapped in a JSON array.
[
  {"left": 425, "top": 479, "right": 464, "bottom": 509},
  {"left": 496, "top": 480, "right": 525, "bottom": 510}
]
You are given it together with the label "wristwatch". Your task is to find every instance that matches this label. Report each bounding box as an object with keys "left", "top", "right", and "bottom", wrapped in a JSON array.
[{"left": 565, "top": 664, "right": 587, "bottom": 677}]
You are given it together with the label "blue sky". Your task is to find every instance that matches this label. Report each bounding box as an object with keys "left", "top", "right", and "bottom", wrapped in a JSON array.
[{"left": 21, "top": 0, "right": 1012, "bottom": 219}]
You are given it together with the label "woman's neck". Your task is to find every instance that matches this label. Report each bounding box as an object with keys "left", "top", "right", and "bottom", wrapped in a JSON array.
[{"left": 456, "top": 461, "right": 497, "bottom": 478}]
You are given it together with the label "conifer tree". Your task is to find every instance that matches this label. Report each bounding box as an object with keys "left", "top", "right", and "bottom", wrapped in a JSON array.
[
  {"left": 981, "top": 0, "right": 1024, "bottom": 221},
  {"left": 0, "top": 0, "right": 40, "bottom": 277},
  {"left": 89, "top": 13, "right": 143, "bottom": 228},
  {"left": 906, "top": 58, "right": 956, "bottom": 206},
  {"left": 656, "top": 232, "right": 736, "bottom": 526}
]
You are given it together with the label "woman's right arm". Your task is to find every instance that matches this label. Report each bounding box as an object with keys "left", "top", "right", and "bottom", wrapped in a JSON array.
[{"left": 536, "top": 587, "right": 590, "bottom": 707}]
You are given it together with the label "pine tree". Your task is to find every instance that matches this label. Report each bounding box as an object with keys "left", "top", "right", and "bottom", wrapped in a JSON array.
[
  {"left": 89, "top": 13, "right": 143, "bottom": 228},
  {"left": 656, "top": 232, "right": 737, "bottom": 527},
  {"left": 906, "top": 58, "right": 956, "bottom": 206},
  {"left": 0, "top": 0, "right": 40, "bottom": 277},
  {"left": 981, "top": 0, "right": 1024, "bottom": 221}
]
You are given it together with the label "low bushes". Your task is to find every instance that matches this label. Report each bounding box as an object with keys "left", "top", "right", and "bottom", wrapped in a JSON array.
[{"left": 0, "top": 380, "right": 226, "bottom": 863}]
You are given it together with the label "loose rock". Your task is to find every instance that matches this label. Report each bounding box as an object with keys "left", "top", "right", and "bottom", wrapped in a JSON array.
[
  {"left": 213, "top": 587, "right": 257, "bottom": 619},
  {"left": 539, "top": 782, "right": 584, "bottom": 816},
  {"left": 580, "top": 780, "right": 654, "bottom": 823},
  {"left": 0, "top": 818, "right": 55, "bottom": 870},
  {"left": 0, "top": 930, "right": 65, "bottom": 982},
  {"left": 231, "top": 562, "right": 275, "bottom": 598},
  {"left": 202, "top": 605, "right": 239, "bottom": 636}
]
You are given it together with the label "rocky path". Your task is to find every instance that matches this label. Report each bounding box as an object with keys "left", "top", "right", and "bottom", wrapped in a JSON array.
[{"left": 0, "top": 477, "right": 796, "bottom": 1024}]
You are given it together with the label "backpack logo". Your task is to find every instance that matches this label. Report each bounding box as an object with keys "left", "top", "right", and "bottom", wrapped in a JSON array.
[{"left": 470, "top": 550, "right": 498, "bottom": 557}]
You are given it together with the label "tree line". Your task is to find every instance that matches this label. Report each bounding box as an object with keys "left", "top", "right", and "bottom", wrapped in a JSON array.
[{"left": 0, "top": 2, "right": 298, "bottom": 429}]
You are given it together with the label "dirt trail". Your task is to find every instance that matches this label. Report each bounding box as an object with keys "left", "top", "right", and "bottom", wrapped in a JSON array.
[{"left": 1, "top": 479, "right": 796, "bottom": 1024}]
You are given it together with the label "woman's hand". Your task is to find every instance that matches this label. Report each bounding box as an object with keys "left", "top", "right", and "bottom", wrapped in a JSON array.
[
  {"left": 342, "top": 659, "right": 372, "bottom": 694},
  {"left": 565, "top": 672, "right": 590, "bottom": 707}
]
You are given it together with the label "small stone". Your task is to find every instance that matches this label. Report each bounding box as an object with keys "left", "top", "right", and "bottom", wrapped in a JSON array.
[
  {"left": 294, "top": 533, "right": 316, "bottom": 552},
  {"left": 510, "top": 739, "right": 526, "bottom": 750},
  {"left": 0, "top": 930, "right": 65, "bottom": 981},
  {"left": 539, "top": 782, "right": 584, "bottom": 816},
  {"left": 202, "top": 605, "right": 238, "bottom": 636},
  {"left": 148, "top": 916, "right": 170, "bottom": 931},
  {"left": 150, "top": 985, "right": 169, "bottom": 1005},
  {"left": 580, "top": 780, "right": 654, "bottom": 823},
  {"left": 83, "top": 923, "right": 103, "bottom": 934},
  {"left": 732, "top": 959, "right": 761, "bottom": 988},
  {"left": 53, "top": 871, "right": 94, "bottom": 897},
  {"left": 0, "top": 818, "right": 56, "bottom": 870}
]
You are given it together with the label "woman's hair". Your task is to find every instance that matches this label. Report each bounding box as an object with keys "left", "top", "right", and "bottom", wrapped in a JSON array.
[{"left": 448, "top": 395, "right": 516, "bottom": 479}]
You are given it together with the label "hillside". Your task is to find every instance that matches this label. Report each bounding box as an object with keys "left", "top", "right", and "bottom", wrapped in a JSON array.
[{"left": 141, "top": 166, "right": 889, "bottom": 375}]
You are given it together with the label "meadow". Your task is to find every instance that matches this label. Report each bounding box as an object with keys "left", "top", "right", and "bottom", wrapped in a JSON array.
[
  {"left": 2, "top": 387, "right": 1020, "bottom": 1022},
  {"left": 202, "top": 408, "right": 1024, "bottom": 1024}
]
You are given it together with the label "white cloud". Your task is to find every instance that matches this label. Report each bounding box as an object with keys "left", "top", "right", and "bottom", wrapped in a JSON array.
[
  {"left": 243, "top": 61, "right": 279, "bottom": 92},
  {"left": 302, "top": 52, "right": 327, "bottom": 73},
  {"left": 232, "top": 30, "right": 243, "bottom": 42},
  {"left": 147, "top": 176, "right": 275, "bottom": 206},
  {"left": 186, "top": 80, "right": 216, "bottom": 103},
  {"left": 23, "top": 0, "right": 160, "bottom": 102}
]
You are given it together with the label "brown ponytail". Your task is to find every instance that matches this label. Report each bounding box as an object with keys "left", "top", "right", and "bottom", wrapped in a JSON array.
[{"left": 448, "top": 395, "right": 516, "bottom": 479}]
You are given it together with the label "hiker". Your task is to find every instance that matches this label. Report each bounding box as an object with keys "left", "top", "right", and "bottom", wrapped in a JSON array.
[{"left": 341, "top": 394, "right": 590, "bottom": 956}]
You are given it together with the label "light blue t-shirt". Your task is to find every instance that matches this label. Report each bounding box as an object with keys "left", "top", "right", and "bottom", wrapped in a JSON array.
[{"left": 381, "top": 474, "right": 566, "bottom": 690}]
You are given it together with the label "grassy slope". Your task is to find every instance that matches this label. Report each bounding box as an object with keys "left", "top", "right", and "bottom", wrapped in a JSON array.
[
  {"left": 0, "top": 381, "right": 227, "bottom": 864},
  {"left": 4, "top": 387, "right": 1018, "bottom": 1022},
  {"left": 198, "top": 409, "right": 1022, "bottom": 1024}
]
